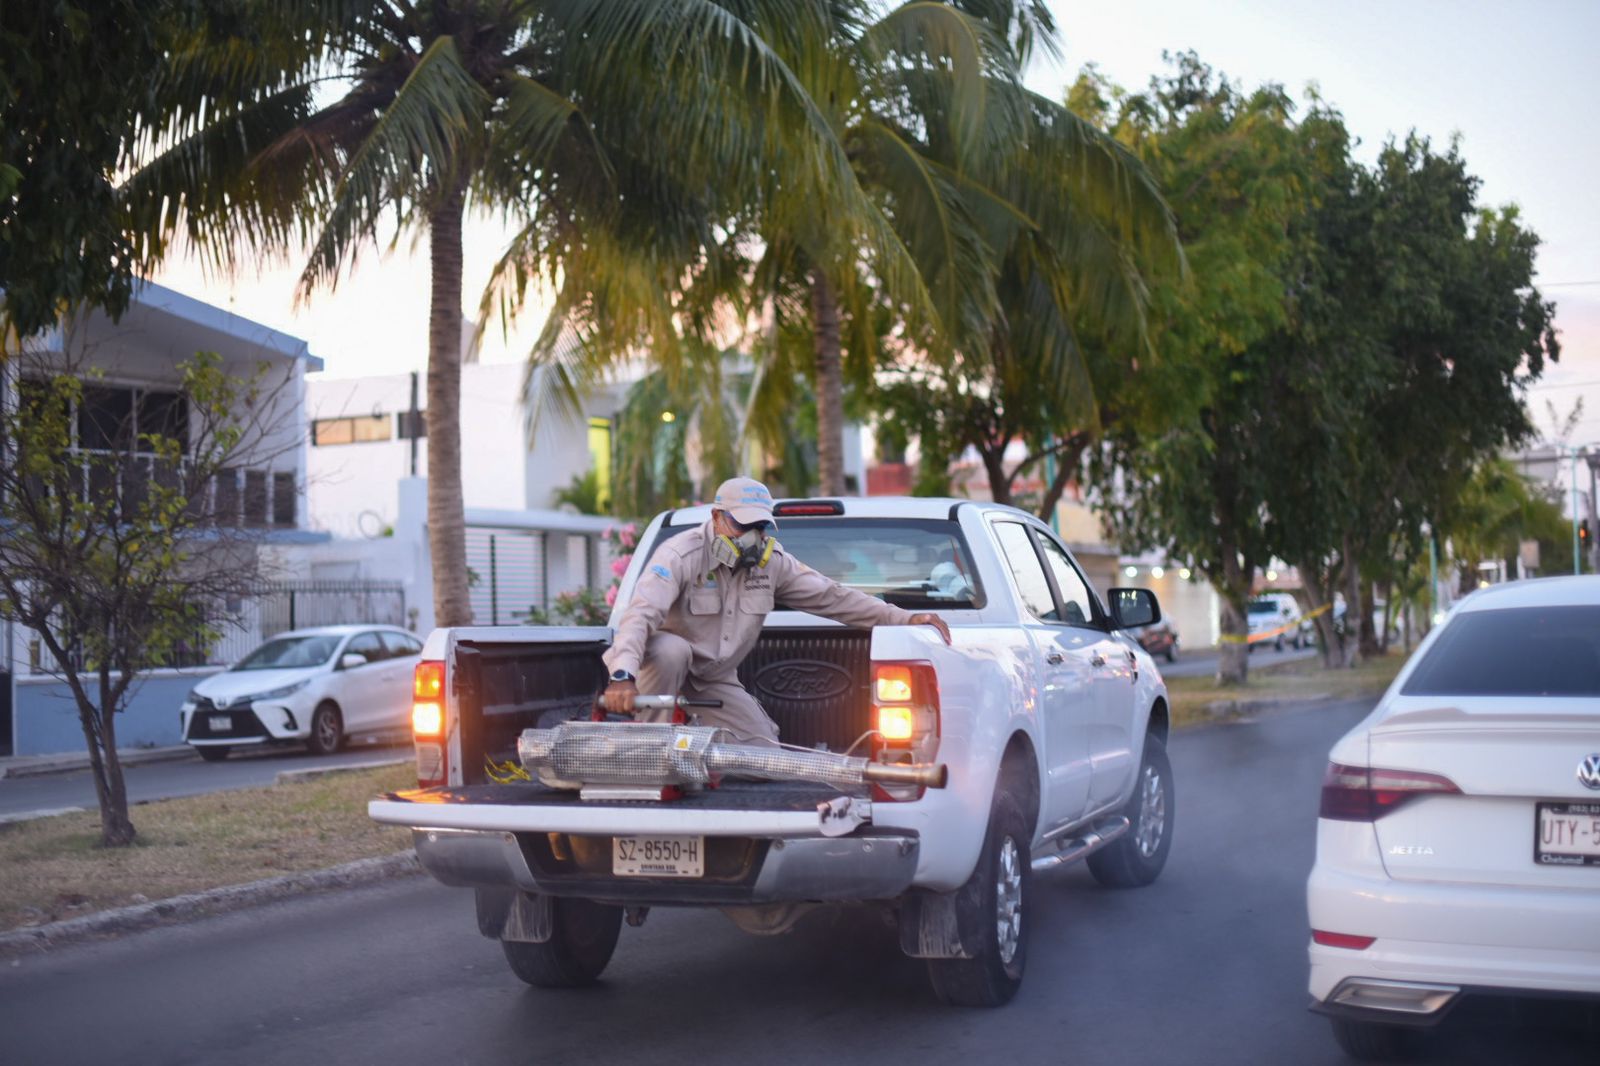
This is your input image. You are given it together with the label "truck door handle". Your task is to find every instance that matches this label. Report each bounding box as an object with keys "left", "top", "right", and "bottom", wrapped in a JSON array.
[
  {"left": 1089, "top": 653, "right": 1106, "bottom": 667},
  {"left": 1046, "top": 651, "right": 1064, "bottom": 665}
]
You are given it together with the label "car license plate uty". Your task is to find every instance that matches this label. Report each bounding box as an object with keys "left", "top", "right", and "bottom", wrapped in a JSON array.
[
  {"left": 1535, "top": 802, "right": 1600, "bottom": 866},
  {"left": 613, "top": 835, "right": 704, "bottom": 878}
]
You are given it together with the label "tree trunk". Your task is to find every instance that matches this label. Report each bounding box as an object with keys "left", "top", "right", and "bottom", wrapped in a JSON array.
[
  {"left": 92, "top": 666, "right": 135, "bottom": 846},
  {"left": 1359, "top": 578, "right": 1383, "bottom": 659},
  {"left": 810, "top": 269, "right": 846, "bottom": 496},
  {"left": 1036, "top": 437, "right": 1089, "bottom": 521},
  {"left": 1341, "top": 536, "right": 1363, "bottom": 668},
  {"left": 427, "top": 183, "right": 472, "bottom": 627},
  {"left": 1214, "top": 545, "right": 1252, "bottom": 686},
  {"left": 978, "top": 444, "right": 1012, "bottom": 507}
]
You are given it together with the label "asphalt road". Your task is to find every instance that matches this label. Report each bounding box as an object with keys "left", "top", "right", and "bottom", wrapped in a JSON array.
[
  {"left": 1, "top": 700, "right": 1591, "bottom": 1066},
  {"left": 0, "top": 739, "right": 409, "bottom": 820},
  {"left": 1159, "top": 641, "right": 1318, "bottom": 678}
]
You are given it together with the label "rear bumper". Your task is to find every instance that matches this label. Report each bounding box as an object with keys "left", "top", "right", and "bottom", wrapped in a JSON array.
[
  {"left": 1307, "top": 862, "right": 1600, "bottom": 1012},
  {"left": 410, "top": 826, "right": 920, "bottom": 905}
]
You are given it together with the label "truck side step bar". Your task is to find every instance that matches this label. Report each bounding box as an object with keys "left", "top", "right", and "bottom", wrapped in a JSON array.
[{"left": 1030, "top": 816, "right": 1130, "bottom": 873}]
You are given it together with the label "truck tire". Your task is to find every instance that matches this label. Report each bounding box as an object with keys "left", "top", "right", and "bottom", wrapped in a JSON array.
[
  {"left": 306, "top": 702, "right": 343, "bottom": 756},
  {"left": 925, "top": 789, "right": 1031, "bottom": 1008},
  {"left": 501, "top": 897, "right": 623, "bottom": 988},
  {"left": 1087, "top": 734, "right": 1174, "bottom": 889},
  {"left": 1329, "top": 1017, "right": 1421, "bottom": 1061}
]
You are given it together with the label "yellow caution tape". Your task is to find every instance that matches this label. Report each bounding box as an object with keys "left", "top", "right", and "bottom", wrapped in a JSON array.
[{"left": 1218, "top": 601, "right": 1334, "bottom": 644}]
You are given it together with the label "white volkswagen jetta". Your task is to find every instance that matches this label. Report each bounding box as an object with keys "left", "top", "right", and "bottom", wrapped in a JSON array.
[
  {"left": 181, "top": 625, "right": 423, "bottom": 760},
  {"left": 1306, "top": 576, "right": 1600, "bottom": 1059}
]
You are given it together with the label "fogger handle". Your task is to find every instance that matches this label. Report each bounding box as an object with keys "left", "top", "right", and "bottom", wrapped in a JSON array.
[{"left": 628, "top": 695, "right": 723, "bottom": 711}]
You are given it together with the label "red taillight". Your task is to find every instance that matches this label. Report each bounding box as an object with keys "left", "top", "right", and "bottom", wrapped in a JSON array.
[
  {"left": 772, "top": 500, "right": 845, "bottom": 516},
  {"left": 870, "top": 661, "right": 939, "bottom": 800},
  {"left": 1312, "top": 930, "right": 1375, "bottom": 950},
  {"left": 1319, "top": 762, "right": 1460, "bottom": 822},
  {"left": 412, "top": 661, "right": 447, "bottom": 787}
]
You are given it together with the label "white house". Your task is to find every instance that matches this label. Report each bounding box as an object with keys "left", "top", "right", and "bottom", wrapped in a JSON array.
[{"left": 2, "top": 281, "right": 330, "bottom": 756}]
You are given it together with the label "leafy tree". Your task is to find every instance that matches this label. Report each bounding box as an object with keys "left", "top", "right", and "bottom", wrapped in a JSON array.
[
  {"left": 1083, "top": 55, "right": 1318, "bottom": 684},
  {"left": 1270, "top": 135, "right": 1558, "bottom": 664},
  {"left": 0, "top": 1, "right": 326, "bottom": 342},
  {"left": 0, "top": 352, "right": 293, "bottom": 846}
]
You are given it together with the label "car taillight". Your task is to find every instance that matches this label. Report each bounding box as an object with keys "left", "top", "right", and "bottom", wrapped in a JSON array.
[
  {"left": 413, "top": 660, "right": 447, "bottom": 787},
  {"left": 1319, "top": 762, "right": 1460, "bottom": 822},
  {"left": 870, "top": 661, "right": 939, "bottom": 801}
]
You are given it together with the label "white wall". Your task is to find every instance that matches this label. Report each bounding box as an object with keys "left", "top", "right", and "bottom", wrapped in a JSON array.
[{"left": 307, "top": 363, "right": 527, "bottom": 537}]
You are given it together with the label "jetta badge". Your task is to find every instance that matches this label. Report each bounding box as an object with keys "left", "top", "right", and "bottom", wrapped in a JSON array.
[{"left": 1579, "top": 754, "right": 1600, "bottom": 791}]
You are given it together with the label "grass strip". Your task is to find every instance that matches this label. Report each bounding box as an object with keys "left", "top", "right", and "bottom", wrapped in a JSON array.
[
  {"left": 0, "top": 762, "right": 414, "bottom": 933},
  {"left": 1168, "top": 651, "right": 1410, "bottom": 729}
]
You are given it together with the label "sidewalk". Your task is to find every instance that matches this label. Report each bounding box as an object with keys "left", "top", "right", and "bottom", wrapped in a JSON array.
[{"left": 0, "top": 745, "right": 196, "bottom": 780}]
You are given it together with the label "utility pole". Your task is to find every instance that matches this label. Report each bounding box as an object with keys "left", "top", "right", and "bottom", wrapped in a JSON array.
[
  {"left": 408, "top": 370, "right": 420, "bottom": 478},
  {"left": 1571, "top": 445, "right": 1582, "bottom": 576},
  {"left": 1587, "top": 450, "right": 1600, "bottom": 575}
]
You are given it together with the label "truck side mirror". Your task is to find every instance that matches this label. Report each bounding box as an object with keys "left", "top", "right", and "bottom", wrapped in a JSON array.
[{"left": 1108, "top": 588, "right": 1160, "bottom": 630}]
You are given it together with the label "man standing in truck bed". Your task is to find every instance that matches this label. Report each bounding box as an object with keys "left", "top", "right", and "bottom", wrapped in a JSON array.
[{"left": 601, "top": 477, "right": 951, "bottom": 742}]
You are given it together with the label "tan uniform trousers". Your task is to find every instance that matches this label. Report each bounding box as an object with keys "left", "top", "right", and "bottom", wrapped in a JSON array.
[{"left": 633, "top": 631, "right": 779, "bottom": 745}]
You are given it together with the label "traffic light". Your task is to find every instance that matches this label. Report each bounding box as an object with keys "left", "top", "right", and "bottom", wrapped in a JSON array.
[{"left": 1582, "top": 520, "right": 1592, "bottom": 551}]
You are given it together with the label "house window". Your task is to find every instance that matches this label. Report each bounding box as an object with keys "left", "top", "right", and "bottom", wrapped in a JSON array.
[
  {"left": 588, "top": 416, "right": 612, "bottom": 511},
  {"left": 273, "top": 472, "right": 296, "bottom": 527},
  {"left": 312, "top": 415, "right": 391, "bottom": 446},
  {"left": 396, "top": 410, "right": 427, "bottom": 439},
  {"left": 75, "top": 383, "right": 189, "bottom": 453}
]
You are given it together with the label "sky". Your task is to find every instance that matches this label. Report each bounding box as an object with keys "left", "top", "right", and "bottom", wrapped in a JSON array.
[{"left": 154, "top": 0, "right": 1599, "bottom": 444}]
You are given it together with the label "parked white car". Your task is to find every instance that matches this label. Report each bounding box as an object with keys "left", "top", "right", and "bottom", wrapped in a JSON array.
[
  {"left": 1247, "top": 592, "right": 1304, "bottom": 651},
  {"left": 1306, "top": 576, "right": 1600, "bottom": 1060},
  {"left": 182, "top": 625, "right": 423, "bottom": 760}
]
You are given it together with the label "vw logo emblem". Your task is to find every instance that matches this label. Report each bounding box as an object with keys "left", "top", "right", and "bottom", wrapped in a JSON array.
[{"left": 1579, "top": 754, "right": 1600, "bottom": 791}]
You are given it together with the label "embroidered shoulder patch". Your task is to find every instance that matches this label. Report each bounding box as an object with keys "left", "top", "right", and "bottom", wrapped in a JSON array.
[{"left": 649, "top": 564, "right": 671, "bottom": 580}]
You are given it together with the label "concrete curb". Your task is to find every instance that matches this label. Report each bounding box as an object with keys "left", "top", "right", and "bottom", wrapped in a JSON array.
[
  {"left": 1197, "top": 692, "right": 1338, "bottom": 723},
  {"left": 0, "top": 850, "right": 422, "bottom": 960},
  {"left": 275, "top": 758, "right": 409, "bottom": 785},
  {"left": 0, "top": 746, "right": 196, "bottom": 780}
]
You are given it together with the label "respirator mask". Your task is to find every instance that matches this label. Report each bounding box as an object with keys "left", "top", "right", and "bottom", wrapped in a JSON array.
[{"left": 711, "top": 518, "right": 770, "bottom": 571}]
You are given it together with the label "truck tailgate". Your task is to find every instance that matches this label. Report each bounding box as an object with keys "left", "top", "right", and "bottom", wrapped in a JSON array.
[{"left": 370, "top": 780, "right": 872, "bottom": 837}]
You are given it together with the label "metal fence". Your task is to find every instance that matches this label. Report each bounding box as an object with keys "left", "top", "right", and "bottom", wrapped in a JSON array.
[
  {"left": 466, "top": 527, "right": 546, "bottom": 625},
  {"left": 208, "top": 579, "right": 408, "bottom": 664}
]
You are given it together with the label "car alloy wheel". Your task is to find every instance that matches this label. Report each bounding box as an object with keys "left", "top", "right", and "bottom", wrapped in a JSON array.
[
  {"left": 1135, "top": 762, "right": 1167, "bottom": 859},
  {"left": 995, "top": 835, "right": 1024, "bottom": 965}
]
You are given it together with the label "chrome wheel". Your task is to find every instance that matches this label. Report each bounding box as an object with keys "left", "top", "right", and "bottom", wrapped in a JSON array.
[
  {"left": 995, "top": 835, "right": 1023, "bottom": 965},
  {"left": 310, "top": 706, "right": 341, "bottom": 754},
  {"left": 1135, "top": 763, "right": 1167, "bottom": 858}
]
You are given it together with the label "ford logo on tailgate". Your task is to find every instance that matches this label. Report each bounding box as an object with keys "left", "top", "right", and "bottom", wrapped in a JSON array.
[{"left": 755, "top": 661, "right": 852, "bottom": 703}]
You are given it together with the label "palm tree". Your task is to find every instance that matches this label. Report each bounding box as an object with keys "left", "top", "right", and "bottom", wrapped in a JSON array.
[
  {"left": 127, "top": 0, "right": 865, "bottom": 625},
  {"left": 748, "top": 2, "right": 1182, "bottom": 497}
]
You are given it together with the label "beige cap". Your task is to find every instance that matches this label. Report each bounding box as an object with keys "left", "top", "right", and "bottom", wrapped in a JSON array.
[{"left": 712, "top": 477, "right": 777, "bottom": 528}]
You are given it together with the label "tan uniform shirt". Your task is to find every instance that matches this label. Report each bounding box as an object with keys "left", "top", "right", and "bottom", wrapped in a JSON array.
[{"left": 603, "top": 520, "right": 916, "bottom": 680}]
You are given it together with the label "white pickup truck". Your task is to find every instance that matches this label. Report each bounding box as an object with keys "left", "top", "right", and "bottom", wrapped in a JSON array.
[{"left": 370, "top": 497, "right": 1175, "bottom": 1006}]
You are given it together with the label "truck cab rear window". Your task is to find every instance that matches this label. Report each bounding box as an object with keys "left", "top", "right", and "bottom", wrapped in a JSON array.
[
  {"left": 649, "top": 519, "right": 984, "bottom": 609},
  {"left": 1401, "top": 606, "right": 1600, "bottom": 697}
]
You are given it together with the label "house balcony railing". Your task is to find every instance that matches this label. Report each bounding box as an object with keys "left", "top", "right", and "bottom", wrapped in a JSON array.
[{"left": 28, "top": 448, "right": 298, "bottom": 529}]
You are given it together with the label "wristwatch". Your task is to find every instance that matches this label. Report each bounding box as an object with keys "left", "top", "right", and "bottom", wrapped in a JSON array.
[{"left": 609, "top": 669, "right": 636, "bottom": 683}]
